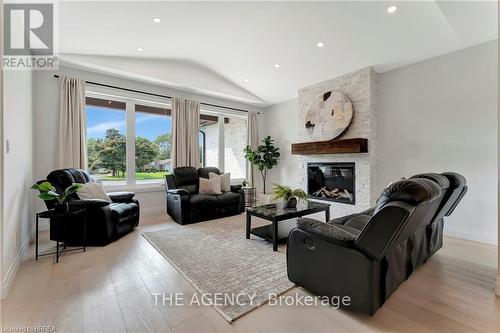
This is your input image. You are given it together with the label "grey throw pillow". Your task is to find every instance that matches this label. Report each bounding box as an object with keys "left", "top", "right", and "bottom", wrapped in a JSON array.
[{"left": 199, "top": 177, "right": 222, "bottom": 195}]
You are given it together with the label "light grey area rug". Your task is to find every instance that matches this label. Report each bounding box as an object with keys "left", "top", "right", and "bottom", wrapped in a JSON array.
[{"left": 142, "top": 216, "right": 295, "bottom": 322}]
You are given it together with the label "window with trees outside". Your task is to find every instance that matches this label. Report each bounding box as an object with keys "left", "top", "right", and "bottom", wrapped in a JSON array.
[
  {"left": 86, "top": 98, "right": 128, "bottom": 185},
  {"left": 134, "top": 104, "right": 171, "bottom": 184},
  {"left": 86, "top": 96, "right": 172, "bottom": 186},
  {"left": 86, "top": 92, "right": 248, "bottom": 187}
]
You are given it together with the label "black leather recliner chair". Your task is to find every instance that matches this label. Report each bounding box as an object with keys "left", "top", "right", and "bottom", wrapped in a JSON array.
[
  {"left": 408, "top": 172, "right": 467, "bottom": 268},
  {"left": 41, "top": 168, "right": 140, "bottom": 246},
  {"left": 165, "top": 167, "right": 244, "bottom": 224},
  {"left": 423, "top": 172, "right": 467, "bottom": 257},
  {"left": 288, "top": 177, "right": 454, "bottom": 315},
  {"left": 287, "top": 172, "right": 467, "bottom": 315}
]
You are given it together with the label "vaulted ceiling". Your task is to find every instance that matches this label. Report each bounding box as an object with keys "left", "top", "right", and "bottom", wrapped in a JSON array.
[{"left": 59, "top": 1, "right": 497, "bottom": 106}]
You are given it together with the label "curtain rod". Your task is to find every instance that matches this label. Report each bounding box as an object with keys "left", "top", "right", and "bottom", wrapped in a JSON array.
[{"left": 53, "top": 75, "right": 259, "bottom": 114}]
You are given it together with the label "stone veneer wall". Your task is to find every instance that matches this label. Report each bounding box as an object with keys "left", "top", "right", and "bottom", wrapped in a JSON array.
[
  {"left": 298, "top": 67, "right": 379, "bottom": 218},
  {"left": 201, "top": 118, "right": 247, "bottom": 179}
]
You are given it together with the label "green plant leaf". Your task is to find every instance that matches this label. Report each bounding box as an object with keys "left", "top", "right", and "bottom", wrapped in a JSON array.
[
  {"left": 38, "top": 192, "right": 58, "bottom": 201},
  {"left": 38, "top": 181, "right": 54, "bottom": 192},
  {"left": 65, "top": 184, "right": 82, "bottom": 195}
]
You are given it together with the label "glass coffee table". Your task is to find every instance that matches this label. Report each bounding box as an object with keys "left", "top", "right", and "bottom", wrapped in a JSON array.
[{"left": 246, "top": 201, "right": 330, "bottom": 251}]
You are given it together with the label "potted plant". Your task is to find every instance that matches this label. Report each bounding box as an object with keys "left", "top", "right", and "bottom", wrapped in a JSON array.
[
  {"left": 244, "top": 136, "right": 280, "bottom": 195},
  {"left": 31, "top": 181, "right": 82, "bottom": 213},
  {"left": 271, "top": 184, "right": 308, "bottom": 208}
]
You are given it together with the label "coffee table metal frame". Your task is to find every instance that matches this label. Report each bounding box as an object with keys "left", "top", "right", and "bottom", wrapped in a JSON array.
[{"left": 246, "top": 201, "right": 330, "bottom": 251}]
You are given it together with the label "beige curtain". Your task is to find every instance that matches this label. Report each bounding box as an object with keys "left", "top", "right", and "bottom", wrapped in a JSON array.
[
  {"left": 171, "top": 97, "right": 200, "bottom": 168},
  {"left": 246, "top": 111, "right": 259, "bottom": 187},
  {"left": 57, "top": 76, "right": 87, "bottom": 169}
]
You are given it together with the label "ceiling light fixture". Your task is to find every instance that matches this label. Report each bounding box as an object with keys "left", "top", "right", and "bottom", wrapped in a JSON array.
[
  {"left": 387, "top": 5, "right": 397, "bottom": 14},
  {"left": 136, "top": 47, "right": 144, "bottom": 51},
  {"left": 244, "top": 78, "right": 249, "bottom": 82},
  {"left": 153, "top": 17, "right": 161, "bottom": 23},
  {"left": 317, "top": 42, "right": 325, "bottom": 48},
  {"left": 274, "top": 64, "right": 280, "bottom": 68}
]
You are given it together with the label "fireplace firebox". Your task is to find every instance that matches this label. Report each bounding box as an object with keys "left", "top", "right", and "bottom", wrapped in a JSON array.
[{"left": 307, "top": 162, "right": 355, "bottom": 205}]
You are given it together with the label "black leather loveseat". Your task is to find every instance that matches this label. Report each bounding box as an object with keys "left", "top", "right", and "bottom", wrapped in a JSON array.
[
  {"left": 165, "top": 167, "right": 244, "bottom": 224},
  {"left": 41, "top": 168, "right": 140, "bottom": 246},
  {"left": 287, "top": 172, "right": 466, "bottom": 315}
]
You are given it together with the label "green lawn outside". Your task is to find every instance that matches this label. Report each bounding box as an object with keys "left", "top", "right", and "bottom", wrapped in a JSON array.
[{"left": 101, "top": 172, "right": 170, "bottom": 180}]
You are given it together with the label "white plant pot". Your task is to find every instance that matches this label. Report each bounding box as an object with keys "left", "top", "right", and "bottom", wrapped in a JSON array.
[{"left": 257, "top": 193, "right": 273, "bottom": 205}]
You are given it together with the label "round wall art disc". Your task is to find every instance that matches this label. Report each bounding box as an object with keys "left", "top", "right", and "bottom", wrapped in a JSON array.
[{"left": 305, "top": 91, "right": 353, "bottom": 141}]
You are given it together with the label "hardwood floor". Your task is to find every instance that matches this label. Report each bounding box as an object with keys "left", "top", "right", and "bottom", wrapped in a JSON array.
[{"left": 1, "top": 213, "right": 499, "bottom": 333}]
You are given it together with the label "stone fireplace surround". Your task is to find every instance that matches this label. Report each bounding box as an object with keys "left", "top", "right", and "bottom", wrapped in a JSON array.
[{"left": 297, "top": 67, "right": 378, "bottom": 219}]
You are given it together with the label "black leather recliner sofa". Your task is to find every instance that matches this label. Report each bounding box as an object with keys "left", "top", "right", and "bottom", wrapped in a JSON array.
[
  {"left": 41, "top": 168, "right": 140, "bottom": 246},
  {"left": 287, "top": 172, "right": 467, "bottom": 315},
  {"left": 165, "top": 167, "right": 244, "bottom": 224}
]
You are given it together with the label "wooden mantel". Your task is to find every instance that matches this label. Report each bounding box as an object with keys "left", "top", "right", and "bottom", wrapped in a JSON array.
[{"left": 291, "top": 138, "right": 368, "bottom": 155}]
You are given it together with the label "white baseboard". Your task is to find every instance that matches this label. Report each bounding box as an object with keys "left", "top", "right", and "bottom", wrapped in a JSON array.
[
  {"left": 141, "top": 207, "right": 166, "bottom": 216},
  {"left": 1, "top": 229, "right": 34, "bottom": 299},
  {"left": 444, "top": 225, "right": 497, "bottom": 245}
]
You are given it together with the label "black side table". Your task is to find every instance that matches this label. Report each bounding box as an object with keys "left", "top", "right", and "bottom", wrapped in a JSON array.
[{"left": 35, "top": 208, "right": 87, "bottom": 263}]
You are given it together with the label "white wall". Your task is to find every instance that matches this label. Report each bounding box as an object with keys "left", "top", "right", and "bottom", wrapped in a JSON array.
[
  {"left": 378, "top": 40, "right": 498, "bottom": 244},
  {"left": 2, "top": 69, "right": 34, "bottom": 297},
  {"left": 33, "top": 66, "right": 263, "bottom": 216},
  {"left": 263, "top": 99, "right": 300, "bottom": 189}
]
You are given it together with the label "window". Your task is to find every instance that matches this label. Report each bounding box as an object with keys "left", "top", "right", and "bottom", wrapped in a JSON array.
[
  {"left": 199, "top": 114, "right": 219, "bottom": 168},
  {"left": 86, "top": 91, "right": 249, "bottom": 187},
  {"left": 85, "top": 95, "right": 171, "bottom": 187},
  {"left": 134, "top": 104, "right": 172, "bottom": 184},
  {"left": 224, "top": 116, "right": 247, "bottom": 179},
  {"left": 86, "top": 97, "right": 127, "bottom": 185}
]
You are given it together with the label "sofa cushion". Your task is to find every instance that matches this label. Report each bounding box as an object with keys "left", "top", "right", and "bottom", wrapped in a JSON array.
[
  {"left": 297, "top": 217, "right": 357, "bottom": 246},
  {"left": 190, "top": 194, "right": 218, "bottom": 213},
  {"left": 374, "top": 179, "right": 442, "bottom": 214},
  {"left": 216, "top": 192, "right": 241, "bottom": 206},
  {"left": 173, "top": 167, "right": 199, "bottom": 194},
  {"left": 410, "top": 173, "right": 450, "bottom": 191},
  {"left": 199, "top": 177, "right": 222, "bottom": 195},
  {"left": 198, "top": 167, "right": 220, "bottom": 179},
  {"left": 47, "top": 168, "right": 92, "bottom": 197},
  {"left": 344, "top": 214, "right": 370, "bottom": 231},
  {"left": 110, "top": 202, "right": 139, "bottom": 223}
]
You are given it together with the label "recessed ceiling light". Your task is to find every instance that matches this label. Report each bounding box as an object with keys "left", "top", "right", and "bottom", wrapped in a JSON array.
[
  {"left": 136, "top": 47, "right": 144, "bottom": 51},
  {"left": 387, "top": 5, "right": 397, "bottom": 14},
  {"left": 153, "top": 17, "right": 161, "bottom": 23},
  {"left": 244, "top": 78, "right": 249, "bottom": 82},
  {"left": 317, "top": 42, "right": 325, "bottom": 48},
  {"left": 274, "top": 64, "right": 280, "bottom": 68}
]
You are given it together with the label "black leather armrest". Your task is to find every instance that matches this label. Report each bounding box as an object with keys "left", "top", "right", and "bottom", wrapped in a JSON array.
[
  {"left": 230, "top": 185, "right": 242, "bottom": 193},
  {"left": 297, "top": 218, "right": 357, "bottom": 246},
  {"left": 68, "top": 199, "right": 110, "bottom": 209},
  {"left": 108, "top": 191, "right": 136, "bottom": 202},
  {"left": 167, "top": 189, "right": 190, "bottom": 196}
]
